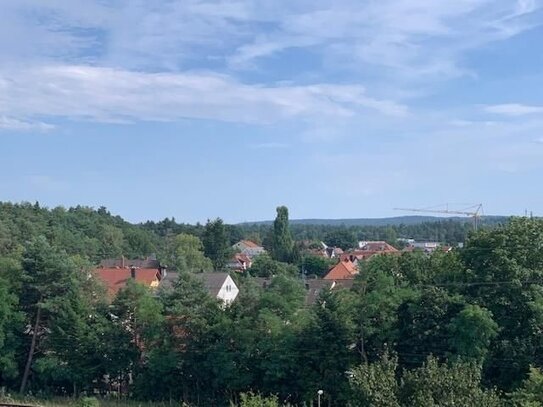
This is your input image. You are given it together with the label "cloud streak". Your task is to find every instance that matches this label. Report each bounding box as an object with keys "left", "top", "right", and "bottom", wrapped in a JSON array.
[
  {"left": 485, "top": 103, "right": 543, "bottom": 116},
  {"left": 0, "top": 65, "right": 407, "bottom": 126}
]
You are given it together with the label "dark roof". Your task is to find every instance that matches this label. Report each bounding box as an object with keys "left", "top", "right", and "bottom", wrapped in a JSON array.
[
  {"left": 197, "top": 272, "right": 231, "bottom": 297},
  {"left": 159, "top": 271, "right": 179, "bottom": 291},
  {"left": 304, "top": 278, "right": 354, "bottom": 305},
  {"left": 159, "top": 272, "right": 233, "bottom": 298}
]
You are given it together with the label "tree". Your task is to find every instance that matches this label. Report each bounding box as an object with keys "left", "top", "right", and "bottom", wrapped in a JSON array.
[
  {"left": 270, "top": 206, "right": 294, "bottom": 263},
  {"left": 396, "top": 287, "right": 465, "bottom": 368},
  {"left": 324, "top": 228, "right": 357, "bottom": 250},
  {"left": 235, "top": 392, "right": 281, "bottom": 407},
  {"left": 400, "top": 357, "right": 501, "bottom": 407},
  {"left": 203, "top": 218, "right": 231, "bottom": 270},
  {"left": 0, "top": 257, "right": 22, "bottom": 384},
  {"left": 510, "top": 367, "right": 543, "bottom": 406},
  {"left": 461, "top": 218, "right": 543, "bottom": 389},
  {"left": 300, "top": 254, "right": 333, "bottom": 278},
  {"left": 296, "top": 290, "right": 354, "bottom": 405},
  {"left": 249, "top": 253, "right": 298, "bottom": 278},
  {"left": 167, "top": 233, "right": 213, "bottom": 273},
  {"left": 18, "top": 236, "right": 84, "bottom": 393},
  {"left": 447, "top": 304, "right": 498, "bottom": 361},
  {"left": 348, "top": 352, "right": 401, "bottom": 407}
]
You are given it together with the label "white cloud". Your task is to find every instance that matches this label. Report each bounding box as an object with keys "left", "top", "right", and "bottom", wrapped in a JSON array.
[
  {"left": 0, "top": 116, "right": 54, "bottom": 132},
  {"left": 0, "top": 65, "right": 407, "bottom": 125},
  {"left": 485, "top": 103, "right": 543, "bottom": 116}
]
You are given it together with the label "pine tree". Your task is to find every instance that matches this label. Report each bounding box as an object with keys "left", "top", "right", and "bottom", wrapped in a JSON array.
[{"left": 203, "top": 218, "right": 230, "bottom": 270}]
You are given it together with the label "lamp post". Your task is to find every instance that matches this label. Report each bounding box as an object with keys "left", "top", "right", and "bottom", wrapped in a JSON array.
[{"left": 317, "top": 389, "right": 323, "bottom": 407}]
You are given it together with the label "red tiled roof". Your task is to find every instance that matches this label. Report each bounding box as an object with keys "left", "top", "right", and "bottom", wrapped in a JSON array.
[
  {"left": 235, "top": 253, "right": 252, "bottom": 263},
  {"left": 240, "top": 240, "right": 261, "bottom": 248},
  {"left": 324, "top": 259, "right": 357, "bottom": 280},
  {"left": 94, "top": 268, "right": 161, "bottom": 297},
  {"left": 360, "top": 241, "right": 398, "bottom": 252}
]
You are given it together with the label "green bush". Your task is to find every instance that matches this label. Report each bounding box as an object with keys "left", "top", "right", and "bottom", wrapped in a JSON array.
[{"left": 76, "top": 397, "right": 100, "bottom": 407}]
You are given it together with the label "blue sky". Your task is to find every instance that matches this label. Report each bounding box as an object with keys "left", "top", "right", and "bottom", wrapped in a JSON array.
[{"left": 1, "top": 0, "right": 543, "bottom": 223}]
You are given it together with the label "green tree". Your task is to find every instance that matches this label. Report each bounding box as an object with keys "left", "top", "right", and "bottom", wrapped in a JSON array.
[
  {"left": 167, "top": 233, "right": 213, "bottom": 273},
  {"left": 396, "top": 287, "right": 465, "bottom": 368},
  {"left": 348, "top": 352, "right": 401, "bottom": 407},
  {"left": 510, "top": 367, "right": 543, "bottom": 406},
  {"left": 235, "top": 392, "right": 280, "bottom": 407},
  {"left": 400, "top": 357, "right": 502, "bottom": 407},
  {"left": 300, "top": 254, "right": 333, "bottom": 278},
  {"left": 203, "top": 218, "right": 230, "bottom": 270},
  {"left": 270, "top": 206, "right": 294, "bottom": 263},
  {"left": 0, "top": 257, "right": 22, "bottom": 383},
  {"left": 18, "top": 237, "right": 85, "bottom": 393},
  {"left": 249, "top": 253, "right": 298, "bottom": 278},
  {"left": 296, "top": 290, "right": 354, "bottom": 405},
  {"left": 447, "top": 304, "right": 498, "bottom": 361},
  {"left": 461, "top": 218, "right": 543, "bottom": 389},
  {"left": 324, "top": 228, "right": 357, "bottom": 250}
]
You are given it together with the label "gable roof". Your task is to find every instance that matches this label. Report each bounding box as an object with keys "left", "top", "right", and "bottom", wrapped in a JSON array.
[
  {"left": 323, "top": 259, "right": 357, "bottom": 280},
  {"left": 95, "top": 267, "right": 161, "bottom": 297},
  {"left": 304, "top": 279, "right": 354, "bottom": 305},
  {"left": 359, "top": 241, "right": 398, "bottom": 252},
  {"left": 234, "top": 240, "right": 263, "bottom": 249},
  {"left": 196, "top": 272, "right": 233, "bottom": 297}
]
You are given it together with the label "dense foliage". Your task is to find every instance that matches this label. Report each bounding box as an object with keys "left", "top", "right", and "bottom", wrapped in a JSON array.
[{"left": 0, "top": 201, "right": 542, "bottom": 406}]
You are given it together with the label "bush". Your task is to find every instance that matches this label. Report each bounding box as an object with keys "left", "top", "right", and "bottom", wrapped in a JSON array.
[{"left": 76, "top": 397, "right": 100, "bottom": 407}]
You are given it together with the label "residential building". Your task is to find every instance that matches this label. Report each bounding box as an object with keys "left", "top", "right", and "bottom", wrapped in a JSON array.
[
  {"left": 232, "top": 240, "right": 266, "bottom": 258},
  {"left": 94, "top": 266, "right": 163, "bottom": 297},
  {"left": 304, "top": 279, "right": 354, "bottom": 305},
  {"left": 161, "top": 272, "right": 239, "bottom": 305},
  {"left": 323, "top": 258, "right": 358, "bottom": 280},
  {"left": 226, "top": 253, "right": 252, "bottom": 272}
]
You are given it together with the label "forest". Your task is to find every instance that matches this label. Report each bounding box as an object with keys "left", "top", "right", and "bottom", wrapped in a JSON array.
[{"left": 1, "top": 201, "right": 543, "bottom": 406}]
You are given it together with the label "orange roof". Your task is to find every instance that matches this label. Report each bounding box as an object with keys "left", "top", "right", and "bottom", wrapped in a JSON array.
[
  {"left": 324, "top": 259, "right": 357, "bottom": 280},
  {"left": 94, "top": 268, "right": 161, "bottom": 297},
  {"left": 241, "top": 240, "right": 261, "bottom": 248},
  {"left": 360, "top": 241, "right": 398, "bottom": 252}
]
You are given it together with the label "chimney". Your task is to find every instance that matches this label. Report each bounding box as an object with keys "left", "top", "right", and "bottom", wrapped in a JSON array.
[
  {"left": 121, "top": 255, "right": 125, "bottom": 268},
  {"left": 130, "top": 266, "right": 136, "bottom": 280}
]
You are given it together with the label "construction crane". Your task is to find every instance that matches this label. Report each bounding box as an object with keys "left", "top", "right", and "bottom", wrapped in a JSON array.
[{"left": 394, "top": 203, "right": 484, "bottom": 231}]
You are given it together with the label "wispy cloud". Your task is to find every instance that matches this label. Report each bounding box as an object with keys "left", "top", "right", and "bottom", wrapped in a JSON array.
[
  {"left": 485, "top": 103, "right": 543, "bottom": 116},
  {"left": 0, "top": 65, "right": 407, "bottom": 125},
  {"left": 0, "top": 116, "right": 54, "bottom": 132}
]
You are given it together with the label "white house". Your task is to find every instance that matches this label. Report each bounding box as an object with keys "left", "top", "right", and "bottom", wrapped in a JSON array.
[
  {"left": 197, "top": 272, "right": 239, "bottom": 305},
  {"left": 159, "top": 272, "right": 239, "bottom": 305}
]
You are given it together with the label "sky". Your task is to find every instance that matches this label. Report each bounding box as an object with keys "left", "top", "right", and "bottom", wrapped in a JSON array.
[{"left": 1, "top": 0, "right": 543, "bottom": 223}]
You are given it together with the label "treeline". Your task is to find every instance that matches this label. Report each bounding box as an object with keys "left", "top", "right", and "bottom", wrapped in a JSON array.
[{"left": 2, "top": 202, "right": 543, "bottom": 405}]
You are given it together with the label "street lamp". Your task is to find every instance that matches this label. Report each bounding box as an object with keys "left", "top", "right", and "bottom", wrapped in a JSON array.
[{"left": 317, "top": 389, "right": 324, "bottom": 407}]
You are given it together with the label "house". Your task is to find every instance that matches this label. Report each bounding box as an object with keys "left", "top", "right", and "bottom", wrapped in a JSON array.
[
  {"left": 100, "top": 255, "right": 165, "bottom": 270},
  {"left": 226, "top": 253, "right": 252, "bottom": 272},
  {"left": 160, "top": 272, "right": 239, "bottom": 305},
  {"left": 232, "top": 240, "right": 266, "bottom": 258},
  {"left": 95, "top": 266, "right": 163, "bottom": 297},
  {"left": 323, "top": 258, "right": 358, "bottom": 280},
  {"left": 304, "top": 279, "right": 354, "bottom": 305},
  {"left": 358, "top": 241, "right": 398, "bottom": 253}
]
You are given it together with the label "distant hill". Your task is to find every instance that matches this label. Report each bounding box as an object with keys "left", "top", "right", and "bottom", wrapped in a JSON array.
[{"left": 239, "top": 215, "right": 509, "bottom": 227}]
